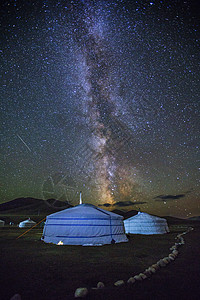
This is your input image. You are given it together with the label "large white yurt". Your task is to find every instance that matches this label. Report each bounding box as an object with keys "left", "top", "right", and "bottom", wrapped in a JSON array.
[
  {"left": 19, "top": 218, "right": 36, "bottom": 228},
  {"left": 0, "top": 220, "right": 5, "bottom": 227},
  {"left": 124, "top": 212, "right": 169, "bottom": 235},
  {"left": 41, "top": 203, "right": 128, "bottom": 246}
]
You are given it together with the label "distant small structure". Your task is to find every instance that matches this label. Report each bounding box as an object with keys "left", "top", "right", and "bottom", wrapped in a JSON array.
[
  {"left": 18, "top": 218, "right": 36, "bottom": 228},
  {"left": 0, "top": 219, "right": 5, "bottom": 227}
]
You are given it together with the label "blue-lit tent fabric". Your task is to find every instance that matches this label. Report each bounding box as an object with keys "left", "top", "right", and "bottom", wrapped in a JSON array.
[
  {"left": 41, "top": 204, "right": 128, "bottom": 245},
  {"left": 124, "top": 212, "right": 169, "bottom": 235},
  {"left": 18, "top": 218, "right": 36, "bottom": 228},
  {"left": 0, "top": 219, "right": 5, "bottom": 227}
]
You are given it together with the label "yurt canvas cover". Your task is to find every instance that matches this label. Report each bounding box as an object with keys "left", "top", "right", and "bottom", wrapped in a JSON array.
[
  {"left": 42, "top": 204, "right": 128, "bottom": 245},
  {"left": 19, "top": 218, "right": 36, "bottom": 228},
  {"left": 124, "top": 212, "right": 169, "bottom": 235},
  {"left": 0, "top": 220, "right": 5, "bottom": 227}
]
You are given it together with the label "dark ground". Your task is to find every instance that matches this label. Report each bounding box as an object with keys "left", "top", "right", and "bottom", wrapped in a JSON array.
[
  {"left": 89, "top": 225, "right": 200, "bottom": 300},
  {"left": 0, "top": 219, "right": 199, "bottom": 300}
]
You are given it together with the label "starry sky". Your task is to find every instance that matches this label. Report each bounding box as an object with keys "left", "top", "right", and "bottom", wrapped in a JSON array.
[{"left": 1, "top": 0, "right": 200, "bottom": 218}]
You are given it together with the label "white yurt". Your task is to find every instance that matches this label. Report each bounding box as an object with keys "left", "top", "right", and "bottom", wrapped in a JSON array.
[
  {"left": 41, "top": 203, "right": 128, "bottom": 246},
  {"left": 0, "top": 220, "right": 5, "bottom": 227},
  {"left": 124, "top": 212, "right": 169, "bottom": 235},
  {"left": 19, "top": 218, "right": 36, "bottom": 228}
]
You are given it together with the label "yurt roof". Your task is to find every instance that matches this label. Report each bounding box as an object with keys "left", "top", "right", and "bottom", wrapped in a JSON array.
[
  {"left": 20, "top": 218, "right": 36, "bottom": 224},
  {"left": 125, "top": 212, "right": 167, "bottom": 222},
  {"left": 47, "top": 203, "right": 124, "bottom": 219}
]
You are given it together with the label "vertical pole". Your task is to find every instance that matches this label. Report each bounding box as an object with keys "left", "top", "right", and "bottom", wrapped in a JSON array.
[{"left": 80, "top": 191, "right": 82, "bottom": 204}]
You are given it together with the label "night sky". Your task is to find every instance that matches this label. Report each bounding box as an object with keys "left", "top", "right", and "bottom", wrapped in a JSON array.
[{"left": 1, "top": 0, "right": 200, "bottom": 218}]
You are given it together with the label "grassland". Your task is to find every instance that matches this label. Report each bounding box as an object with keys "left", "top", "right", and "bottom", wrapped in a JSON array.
[{"left": 0, "top": 216, "right": 199, "bottom": 300}]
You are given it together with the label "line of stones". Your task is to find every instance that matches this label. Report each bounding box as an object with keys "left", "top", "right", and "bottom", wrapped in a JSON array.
[{"left": 74, "top": 227, "right": 194, "bottom": 298}]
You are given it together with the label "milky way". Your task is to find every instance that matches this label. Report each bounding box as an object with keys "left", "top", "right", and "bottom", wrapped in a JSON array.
[
  {"left": 71, "top": 2, "right": 141, "bottom": 204},
  {"left": 1, "top": 0, "right": 200, "bottom": 217}
]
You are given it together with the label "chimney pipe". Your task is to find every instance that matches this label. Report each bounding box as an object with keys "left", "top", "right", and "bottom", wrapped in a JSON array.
[{"left": 80, "top": 191, "right": 82, "bottom": 204}]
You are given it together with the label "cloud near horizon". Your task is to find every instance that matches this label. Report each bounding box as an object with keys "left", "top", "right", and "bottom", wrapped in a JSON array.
[
  {"left": 98, "top": 203, "right": 112, "bottom": 207},
  {"left": 98, "top": 201, "right": 147, "bottom": 207},
  {"left": 154, "top": 194, "right": 186, "bottom": 201}
]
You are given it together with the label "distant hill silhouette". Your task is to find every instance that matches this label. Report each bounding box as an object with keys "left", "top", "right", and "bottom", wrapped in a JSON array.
[
  {"left": 124, "top": 210, "right": 138, "bottom": 219},
  {"left": 1, "top": 198, "right": 199, "bottom": 225},
  {"left": 188, "top": 216, "right": 200, "bottom": 221},
  {"left": 111, "top": 209, "right": 126, "bottom": 217},
  {"left": 163, "top": 215, "right": 196, "bottom": 224},
  {"left": 111, "top": 209, "right": 138, "bottom": 219},
  {"left": 0, "top": 197, "right": 71, "bottom": 215}
]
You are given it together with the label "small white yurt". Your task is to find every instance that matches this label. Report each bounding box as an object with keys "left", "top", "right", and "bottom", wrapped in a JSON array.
[
  {"left": 124, "top": 212, "right": 169, "bottom": 235},
  {"left": 0, "top": 220, "right": 5, "bottom": 227},
  {"left": 42, "top": 203, "right": 128, "bottom": 245},
  {"left": 19, "top": 218, "right": 36, "bottom": 228}
]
